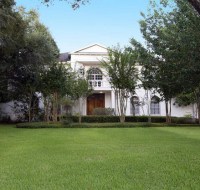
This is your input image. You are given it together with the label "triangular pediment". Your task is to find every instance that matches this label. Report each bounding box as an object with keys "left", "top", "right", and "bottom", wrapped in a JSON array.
[{"left": 73, "top": 44, "right": 108, "bottom": 54}]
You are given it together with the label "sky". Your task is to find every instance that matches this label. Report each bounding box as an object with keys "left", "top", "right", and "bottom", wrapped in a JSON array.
[{"left": 15, "top": 0, "right": 149, "bottom": 53}]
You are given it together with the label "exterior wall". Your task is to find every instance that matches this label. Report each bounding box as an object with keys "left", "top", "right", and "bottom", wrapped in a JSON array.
[
  {"left": 0, "top": 101, "right": 17, "bottom": 121},
  {"left": 70, "top": 44, "right": 195, "bottom": 118}
]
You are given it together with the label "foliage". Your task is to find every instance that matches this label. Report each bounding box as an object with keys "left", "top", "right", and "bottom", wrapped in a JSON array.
[
  {"left": 0, "top": 0, "right": 26, "bottom": 102},
  {"left": 16, "top": 122, "right": 62, "bottom": 128},
  {"left": 188, "top": 0, "right": 200, "bottom": 14},
  {"left": 0, "top": 4, "right": 60, "bottom": 122},
  {"left": 16, "top": 122, "right": 153, "bottom": 128},
  {"left": 70, "top": 76, "right": 93, "bottom": 123},
  {"left": 101, "top": 46, "right": 138, "bottom": 122},
  {"left": 61, "top": 115, "right": 195, "bottom": 123},
  {"left": 133, "top": 0, "right": 200, "bottom": 123},
  {"left": 174, "top": 92, "right": 196, "bottom": 106},
  {"left": 40, "top": 0, "right": 200, "bottom": 14},
  {"left": 92, "top": 107, "right": 114, "bottom": 115},
  {"left": 41, "top": 0, "right": 89, "bottom": 9},
  {"left": 40, "top": 63, "right": 74, "bottom": 122}
]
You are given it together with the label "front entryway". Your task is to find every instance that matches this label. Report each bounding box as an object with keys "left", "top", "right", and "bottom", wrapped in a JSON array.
[{"left": 87, "top": 93, "right": 105, "bottom": 115}]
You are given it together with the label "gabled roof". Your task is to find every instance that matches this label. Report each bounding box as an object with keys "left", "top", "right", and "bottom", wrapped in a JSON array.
[{"left": 72, "top": 43, "right": 108, "bottom": 54}]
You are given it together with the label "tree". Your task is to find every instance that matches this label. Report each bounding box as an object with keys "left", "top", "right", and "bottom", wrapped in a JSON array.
[
  {"left": 70, "top": 77, "right": 92, "bottom": 123},
  {"left": 137, "top": 0, "right": 200, "bottom": 123},
  {"left": 41, "top": 0, "right": 89, "bottom": 9},
  {"left": 0, "top": 0, "right": 26, "bottom": 102},
  {"left": 101, "top": 46, "right": 138, "bottom": 123},
  {"left": 188, "top": 0, "right": 200, "bottom": 14},
  {"left": 6, "top": 8, "right": 60, "bottom": 122},
  {"left": 41, "top": 0, "right": 200, "bottom": 14},
  {"left": 40, "top": 63, "right": 74, "bottom": 122}
]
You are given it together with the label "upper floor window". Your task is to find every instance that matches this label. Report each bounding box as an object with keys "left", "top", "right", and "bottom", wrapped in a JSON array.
[
  {"left": 130, "top": 96, "right": 140, "bottom": 115},
  {"left": 150, "top": 96, "right": 160, "bottom": 114},
  {"left": 78, "top": 66, "right": 85, "bottom": 76},
  {"left": 88, "top": 68, "right": 103, "bottom": 87},
  {"left": 88, "top": 68, "right": 102, "bottom": 80}
]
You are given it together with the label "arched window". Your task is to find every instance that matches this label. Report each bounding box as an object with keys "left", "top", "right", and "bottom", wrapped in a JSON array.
[
  {"left": 87, "top": 68, "right": 103, "bottom": 87},
  {"left": 150, "top": 96, "right": 160, "bottom": 114},
  {"left": 130, "top": 96, "right": 140, "bottom": 115}
]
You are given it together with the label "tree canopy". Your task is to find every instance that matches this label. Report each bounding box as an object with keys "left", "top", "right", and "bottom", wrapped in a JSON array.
[
  {"left": 133, "top": 0, "right": 200, "bottom": 123},
  {"left": 101, "top": 46, "right": 139, "bottom": 122},
  {"left": 40, "top": 0, "right": 200, "bottom": 14},
  {"left": 188, "top": 0, "right": 200, "bottom": 14}
]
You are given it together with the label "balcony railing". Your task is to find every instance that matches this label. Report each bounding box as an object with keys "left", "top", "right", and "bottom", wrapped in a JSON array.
[{"left": 88, "top": 80, "right": 110, "bottom": 88}]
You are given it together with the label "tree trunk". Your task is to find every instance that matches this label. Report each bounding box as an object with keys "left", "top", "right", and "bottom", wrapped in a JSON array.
[
  {"left": 44, "top": 97, "right": 47, "bottom": 122},
  {"left": 146, "top": 90, "right": 151, "bottom": 124},
  {"left": 46, "top": 99, "right": 50, "bottom": 122},
  {"left": 198, "top": 102, "right": 200, "bottom": 124},
  {"left": 28, "top": 93, "right": 33, "bottom": 122},
  {"left": 52, "top": 92, "right": 58, "bottom": 122},
  {"left": 120, "top": 114, "right": 125, "bottom": 123},
  {"left": 78, "top": 98, "right": 82, "bottom": 123},
  {"left": 165, "top": 101, "right": 169, "bottom": 124},
  {"left": 169, "top": 99, "right": 172, "bottom": 123}
]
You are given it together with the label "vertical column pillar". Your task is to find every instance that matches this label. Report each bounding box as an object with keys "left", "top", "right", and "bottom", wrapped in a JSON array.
[
  {"left": 126, "top": 97, "right": 131, "bottom": 116},
  {"left": 111, "top": 90, "right": 115, "bottom": 114}
]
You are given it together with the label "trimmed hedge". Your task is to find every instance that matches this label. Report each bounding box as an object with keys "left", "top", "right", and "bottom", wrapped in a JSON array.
[
  {"left": 68, "top": 116, "right": 168, "bottom": 123},
  {"left": 80, "top": 116, "right": 119, "bottom": 123},
  {"left": 69, "top": 116, "right": 198, "bottom": 124},
  {"left": 16, "top": 122, "right": 161, "bottom": 128},
  {"left": 171, "top": 117, "right": 198, "bottom": 124},
  {"left": 16, "top": 116, "right": 199, "bottom": 128},
  {"left": 16, "top": 122, "right": 62, "bottom": 128}
]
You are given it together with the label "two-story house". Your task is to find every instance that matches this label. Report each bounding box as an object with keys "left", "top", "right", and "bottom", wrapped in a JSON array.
[{"left": 69, "top": 43, "right": 196, "bottom": 118}]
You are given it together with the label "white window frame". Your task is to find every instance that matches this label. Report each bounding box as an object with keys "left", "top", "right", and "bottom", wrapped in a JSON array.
[{"left": 150, "top": 96, "right": 160, "bottom": 115}]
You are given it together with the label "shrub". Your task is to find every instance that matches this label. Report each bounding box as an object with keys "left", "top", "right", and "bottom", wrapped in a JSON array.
[
  {"left": 16, "top": 122, "right": 159, "bottom": 128},
  {"left": 68, "top": 116, "right": 166, "bottom": 123},
  {"left": 171, "top": 117, "right": 197, "bottom": 124},
  {"left": 92, "top": 108, "right": 114, "bottom": 115},
  {"left": 60, "top": 115, "right": 73, "bottom": 125},
  {"left": 16, "top": 122, "right": 62, "bottom": 128},
  {"left": 81, "top": 116, "right": 120, "bottom": 123},
  {"left": 0, "top": 115, "right": 12, "bottom": 123}
]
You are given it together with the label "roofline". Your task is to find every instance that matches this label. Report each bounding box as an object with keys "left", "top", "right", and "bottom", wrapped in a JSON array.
[{"left": 71, "top": 43, "right": 108, "bottom": 54}]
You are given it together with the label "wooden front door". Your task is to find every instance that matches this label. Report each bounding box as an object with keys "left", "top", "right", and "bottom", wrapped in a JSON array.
[{"left": 87, "top": 93, "right": 105, "bottom": 115}]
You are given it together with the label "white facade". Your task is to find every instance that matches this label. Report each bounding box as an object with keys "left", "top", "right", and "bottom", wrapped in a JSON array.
[{"left": 70, "top": 43, "right": 195, "bottom": 117}]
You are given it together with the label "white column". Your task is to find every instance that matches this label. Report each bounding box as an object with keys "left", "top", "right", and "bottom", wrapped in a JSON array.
[
  {"left": 111, "top": 90, "right": 115, "bottom": 113},
  {"left": 126, "top": 97, "right": 131, "bottom": 116}
]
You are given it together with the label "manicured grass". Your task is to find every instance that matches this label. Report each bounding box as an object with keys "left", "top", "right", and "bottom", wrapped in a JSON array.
[{"left": 1, "top": 125, "right": 200, "bottom": 189}]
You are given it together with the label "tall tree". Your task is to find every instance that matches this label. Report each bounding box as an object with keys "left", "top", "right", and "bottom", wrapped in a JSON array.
[
  {"left": 7, "top": 9, "right": 60, "bottom": 122},
  {"left": 101, "top": 46, "right": 138, "bottom": 123},
  {"left": 0, "top": 0, "right": 26, "bottom": 102},
  {"left": 188, "top": 0, "right": 200, "bottom": 14},
  {"left": 137, "top": 0, "right": 200, "bottom": 123},
  {"left": 40, "top": 63, "right": 74, "bottom": 122},
  {"left": 70, "top": 77, "right": 92, "bottom": 123}
]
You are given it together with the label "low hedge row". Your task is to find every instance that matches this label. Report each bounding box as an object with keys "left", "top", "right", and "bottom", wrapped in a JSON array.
[
  {"left": 15, "top": 116, "right": 199, "bottom": 128},
  {"left": 63, "top": 115, "right": 198, "bottom": 124},
  {"left": 16, "top": 122, "right": 162, "bottom": 128},
  {"left": 16, "top": 122, "right": 62, "bottom": 128}
]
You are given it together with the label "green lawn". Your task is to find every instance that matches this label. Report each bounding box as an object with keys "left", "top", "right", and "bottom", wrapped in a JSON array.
[{"left": 1, "top": 125, "right": 200, "bottom": 189}]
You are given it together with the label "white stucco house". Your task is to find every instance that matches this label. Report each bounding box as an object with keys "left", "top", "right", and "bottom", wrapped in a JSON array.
[
  {"left": 68, "top": 43, "right": 196, "bottom": 118},
  {"left": 0, "top": 43, "right": 196, "bottom": 121}
]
